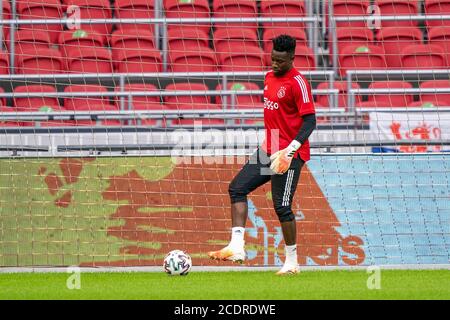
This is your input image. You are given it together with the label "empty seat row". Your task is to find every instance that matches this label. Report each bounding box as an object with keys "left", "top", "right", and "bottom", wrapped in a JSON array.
[
  {"left": 338, "top": 44, "right": 450, "bottom": 76},
  {"left": 4, "top": 27, "right": 450, "bottom": 75},
  {"left": 333, "top": 26, "right": 450, "bottom": 68},
  {"left": 0, "top": 46, "right": 314, "bottom": 74},
  {"left": 2, "top": 78, "right": 448, "bottom": 126},
  {"left": 0, "top": 82, "right": 220, "bottom": 127},
  {"left": 316, "top": 80, "right": 450, "bottom": 109},
  {"left": 0, "top": 26, "right": 317, "bottom": 74},
  {"left": 330, "top": 0, "right": 450, "bottom": 29},
  {"left": 4, "top": 0, "right": 307, "bottom": 43},
  {"left": 4, "top": 0, "right": 450, "bottom": 47},
  {"left": 1, "top": 79, "right": 448, "bottom": 111},
  {"left": 0, "top": 82, "right": 260, "bottom": 126},
  {"left": 10, "top": 0, "right": 450, "bottom": 33},
  {"left": 0, "top": 82, "right": 262, "bottom": 110}
]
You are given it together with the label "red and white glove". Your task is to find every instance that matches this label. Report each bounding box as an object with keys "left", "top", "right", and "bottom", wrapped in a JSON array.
[{"left": 270, "top": 140, "right": 301, "bottom": 175}]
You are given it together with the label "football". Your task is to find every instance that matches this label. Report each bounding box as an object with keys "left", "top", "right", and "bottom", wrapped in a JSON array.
[{"left": 163, "top": 250, "right": 192, "bottom": 275}]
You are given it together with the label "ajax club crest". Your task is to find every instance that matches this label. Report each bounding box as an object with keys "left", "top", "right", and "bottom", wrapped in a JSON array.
[{"left": 277, "top": 86, "right": 286, "bottom": 99}]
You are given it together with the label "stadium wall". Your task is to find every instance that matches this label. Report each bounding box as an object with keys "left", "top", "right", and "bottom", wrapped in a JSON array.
[{"left": 0, "top": 154, "right": 448, "bottom": 267}]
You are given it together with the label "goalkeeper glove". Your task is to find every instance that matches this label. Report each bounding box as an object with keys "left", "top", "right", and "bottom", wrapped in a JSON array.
[{"left": 270, "top": 140, "right": 301, "bottom": 175}]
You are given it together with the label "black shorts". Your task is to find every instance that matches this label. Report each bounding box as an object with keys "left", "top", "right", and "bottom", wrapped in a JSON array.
[{"left": 228, "top": 148, "right": 304, "bottom": 222}]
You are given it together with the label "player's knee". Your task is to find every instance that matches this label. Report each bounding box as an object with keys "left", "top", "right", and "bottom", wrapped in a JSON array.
[
  {"left": 228, "top": 181, "right": 248, "bottom": 203},
  {"left": 274, "top": 205, "right": 295, "bottom": 222}
]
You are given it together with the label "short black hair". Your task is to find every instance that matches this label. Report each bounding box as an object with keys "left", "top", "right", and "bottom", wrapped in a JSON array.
[{"left": 272, "top": 34, "right": 296, "bottom": 55}]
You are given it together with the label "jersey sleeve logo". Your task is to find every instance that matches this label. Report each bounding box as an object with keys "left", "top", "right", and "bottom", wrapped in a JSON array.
[{"left": 277, "top": 86, "right": 286, "bottom": 99}]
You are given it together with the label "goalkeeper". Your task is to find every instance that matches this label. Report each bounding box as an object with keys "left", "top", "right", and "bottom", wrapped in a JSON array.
[{"left": 208, "top": 34, "right": 316, "bottom": 275}]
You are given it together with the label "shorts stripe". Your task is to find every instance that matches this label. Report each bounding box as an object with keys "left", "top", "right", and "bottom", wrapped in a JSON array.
[{"left": 282, "top": 170, "right": 294, "bottom": 206}]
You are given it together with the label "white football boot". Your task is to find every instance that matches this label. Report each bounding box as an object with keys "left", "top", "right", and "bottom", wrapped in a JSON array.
[
  {"left": 276, "top": 263, "right": 300, "bottom": 275},
  {"left": 208, "top": 245, "right": 246, "bottom": 264}
]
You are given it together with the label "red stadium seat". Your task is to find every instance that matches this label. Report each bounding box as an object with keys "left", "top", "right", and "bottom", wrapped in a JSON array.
[
  {"left": 1, "top": 1, "right": 11, "bottom": 45},
  {"left": 115, "top": 0, "right": 156, "bottom": 33},
  {"left": 316, "top": 81, "right": 361, "bottom": 109},
  {"left": 17, "top": 48, "right": 64, "bottom": 74},
  {"left": 419, "top": 80, "right": 450, "bottom": 104},
  {"left": 327, "top": 0, "right": 370, "bottom": 29},
  {"left": 7, "top": 30, "right": 52, "bottom": 67},
  {"left": 216, "top": 82, "right": 261, "bottom": 109},
  {"left": 59, "top": 30, "right": 105, "bottom": 59},
  {"left": 213, "top": 29, "right": 259, "bottom": 57},
  {"left": 115, "top": 83, "right": 163, "bottom": 126},
  {"left": 17, "top": 0, "right": 63, "bottom": 43},
  {"left": 111, "top": 28, "right": 156, "bottom": 60},
  {"left": 115, "top": 48, "right": 162, "bottom": 73},
  {"left": 424, "top": 0, "right": 450, "bottom": 29},
  {"left": 339, "top": 45, "right": 387, "bottom": 76},
  {"left": 400, "top": 44, "right": 446, "bottom": 70},
  {"left": 0, "top": 50, "right": 8, "bottom": 74},
  {"left": 213, "top": 0, "right": 258, "bottom": 33},
  {"left": 367, "top": 81, "right": 414, "bottom": 107},
  {"left": 292, "top": 45, "right": 316, "bottom": 70},
  {"left": 66, "top": 47, "right": 113, "bottom": 73},
  {"left": 260, "top": 0, "right": 306, "bottom": 29},
  {"left": 262, "top": 27, "right": 308, "bottom": 53},
  {"left": 12, "top": 85, "right": 66, "bottom": 127},
  {"left": 13, "top": 85, "right": 59, "bottom": 111},
  {"left": 115, "top": 83, "right": 161, "bottom": 110},
  {"left": 111, "top": 28, "right": 156, "bottom": 50},
  {"left": 376, "top": 27, "right": 423, "bottom": 68},
  {"left": 165, "top": 82, "right": 222, "bottom": 125},
  {"left": 164, "top": 82, "right": 211, "bottom": 109},
  {"left": 374, "top": 0, "right": 419, "bottom": 27},
  {"left": 8, "top": 30, "right": 51, "bottom": 54},
  {"left": 428, "top": 27, "right": 450, "bottom": 67},
  {"left": 167, "top": 28, "right": 210, "bottom": 53},
  {"left": 332, "top": 28, "right": 374, "bottom": 57},
  {"left": 64, "top": 0, "right": 113, "bottom": 43},
  {"left": 63, "top": 84, "right": 118, "bottom": 125},
  {"left": 164, "top": 0, "right": 210, "bottom": 34},
  {"left": 169, "top": 48, "right": 217, "bottom": 72},
  {"left": 219, "top": 45, "right": 266, "bottom": 72},
  {"left": 64, "top": 84, "right": 111, "bottom": 110}
]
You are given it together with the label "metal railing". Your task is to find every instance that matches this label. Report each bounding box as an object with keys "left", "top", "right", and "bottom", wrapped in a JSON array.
[
  {"left": 0, "top": 104, "right": 349, "bottom": 123},
  {"left": 3, "top": 140, "right": 450, "bottom": 157},
  {"left": 0, "top": 87, "right": 340, "bottom": 111}
]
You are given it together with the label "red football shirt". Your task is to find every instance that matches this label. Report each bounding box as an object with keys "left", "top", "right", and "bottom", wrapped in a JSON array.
[{"left": 261, "top": 68, "right": 315, "bottom": 162}]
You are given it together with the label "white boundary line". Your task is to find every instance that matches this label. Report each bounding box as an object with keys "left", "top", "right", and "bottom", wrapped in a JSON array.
[{"left": 0, "top": 264, "right": 449, "bottom": 274}]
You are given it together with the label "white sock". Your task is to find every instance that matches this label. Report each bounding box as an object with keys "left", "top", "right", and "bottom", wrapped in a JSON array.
[
  {"left": 285, "top": 244, "right": 298, "bottom": 265},
  {"left": 229, "top": 227, "right": 245, "bottom": 249}
]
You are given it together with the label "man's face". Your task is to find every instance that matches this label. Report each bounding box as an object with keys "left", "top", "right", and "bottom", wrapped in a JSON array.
[{"left": 271, "top": 50, "right": 294, "bottom": 76}]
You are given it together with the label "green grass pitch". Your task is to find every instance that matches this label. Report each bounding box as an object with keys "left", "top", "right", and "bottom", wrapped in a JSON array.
[{"left": 0, "top": 270, "right": 449, "bottom": 300}]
